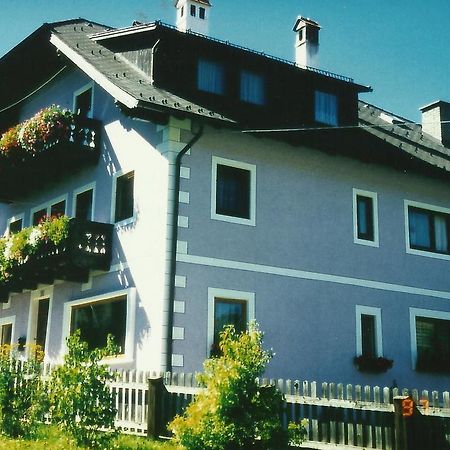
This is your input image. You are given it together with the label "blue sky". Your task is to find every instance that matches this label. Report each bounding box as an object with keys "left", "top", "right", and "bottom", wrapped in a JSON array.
[{"left": 1, "top": 0, "right": 449, "bottom": 121}]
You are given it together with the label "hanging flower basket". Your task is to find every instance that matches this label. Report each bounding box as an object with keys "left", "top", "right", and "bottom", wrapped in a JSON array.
[{"left": 354, "top": 355, "right": 393, "bottom": 373}]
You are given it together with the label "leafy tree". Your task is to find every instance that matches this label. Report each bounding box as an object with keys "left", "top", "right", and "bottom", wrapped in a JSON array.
[
  {"left": 49, "top": 330, "right": 118, "bottom": 449},
  {"left": 169, "top": 322, "right": 307, "bottom": 450}
]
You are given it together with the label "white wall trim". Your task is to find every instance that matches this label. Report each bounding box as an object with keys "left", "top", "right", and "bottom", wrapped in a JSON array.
[
  {"left": 30, "top": 194, "right": 69, "bottom": 225},
  {"left": 211, "top": 156, "right": 256, "bottom": 227},
  {"left": 177, "top": 253, "right": 450, "bottom": 300},
  {"left": 355, "top": 305, "right": 383, "bottom": 357},
  {"left": 409, "top": 307, "right": 450, "bottom": 370},
  {"left": 72, "top": 82, "right": 94, "bottom": 118},
  {"left": 404, "top": 199, "right": 450, "bottom": 261},
  {"left": 0, "top": 315, "right": 15, "bottom": 345},
  {"left": 72, "top": 182, "right": 96, "bottom": 220},
  {"left": 61, "top": 288, "right": 137, "bottom": 363},
  {"left": 207, "top": 287, "right": 255, "bottom": 357},
  {"left": 352, "top": 188, "right": 379, "bottom": 247}
]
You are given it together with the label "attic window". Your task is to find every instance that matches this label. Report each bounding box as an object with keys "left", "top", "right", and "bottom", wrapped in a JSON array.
[
  {"left": 190, "top": 5, "right": 196, "bottom": 16},
  {"left": 198, "top": 59, "right": 225, "bottom": 95},
  {"left": 314, "top": 91, "right": 338, "bottom": 126},
  {"left": 199, "top": 7, "right": 206, "bottom": 19},
  {"left": 240, "top": 71, "right": 265, "bottom": 105}
]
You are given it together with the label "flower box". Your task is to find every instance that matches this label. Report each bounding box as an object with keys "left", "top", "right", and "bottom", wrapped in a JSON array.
[{"left": 354, "top": 355, "right": 393, "bottom": 373}]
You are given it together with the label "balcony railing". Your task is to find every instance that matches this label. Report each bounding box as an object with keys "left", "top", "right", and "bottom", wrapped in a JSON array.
[
  {"left": 0, "top": 117, "right": 101, "bottom": 201},
  {"left": 0, "top": 219, "right": 113, "bottom": 302}
]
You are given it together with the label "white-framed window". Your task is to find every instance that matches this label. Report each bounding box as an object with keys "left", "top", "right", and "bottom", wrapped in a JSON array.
[
  {"left": 72, "top": 182, "right": 95, "bottom": 221},
  {"left": 62, "top": 288, "right": 136, "bottom": 364},
  {"left": 355, "top": 305, "right": 383, "bottom": 358},
  {"left": 30, "top": 195, "right": 68, "bottom": 226},
  {"left": 73, "top": 82, "right": 94, "bottom": 119},
  {"left": 0, "top": 316, "right": 15, "bottom": 346},
  {"left": 207, "top": 287, "right": 255, "bottom": 356},
  {"left": 111, "top": 170, "right": 135, "bottom": 226},
  {"left": 197, "top": 59, "right": 225, "bottom": 95},
  {"left": 211, "top": 156, "right": 256, "bottom": 226},
  {"left": 405, "top": 200, "right": 450, "bottom": 260},
  {"left": 315, "top": 90, "right": 338, "bottom": 126},
  {"left": 410, "top": 307, "right": 450, "bottom": 373},
  {"left": 6, "top": 213, "right": 24, "bottom": 235},
  {"left": 353, "top": 189, "right": 379, "bottom": 247},
  {"left": 190, "top": 4, "right": 196, "bottom": 16},
  {"left": 199, "top": 6, "right": 206, "bottom": 19},
  {"left": 240, "top": 70, "right": 265, "bottom": 105}
]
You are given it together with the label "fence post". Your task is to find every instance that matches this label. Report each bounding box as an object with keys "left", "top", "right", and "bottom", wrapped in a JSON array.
[
  {"left": 393, "top": 395, "right": 413, "bottom": 450},
  {"left": 147, "top": 377, "right": 164, "bottom": 439}
]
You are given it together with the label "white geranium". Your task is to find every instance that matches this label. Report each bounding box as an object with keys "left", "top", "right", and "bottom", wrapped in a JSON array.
[
  {"left": 28, "top": 227, "right": 42, "bottom": 247},
  {"left": 3, "top": 240, "right": 13, "bottom": 260}
]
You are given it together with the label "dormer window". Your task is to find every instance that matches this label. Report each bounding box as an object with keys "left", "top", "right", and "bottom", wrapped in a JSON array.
[
  {"left": 240, "top": 70, "right": 265, "bottom": 105},
  {"left": 198, "top": 59, "right": 225, "bottom": 95},
  {"left": 315, "top": 90, "right": 338, "bottom": 126},
  {"left": 190, "top": 4, "right": 196, "bottom": 16}
]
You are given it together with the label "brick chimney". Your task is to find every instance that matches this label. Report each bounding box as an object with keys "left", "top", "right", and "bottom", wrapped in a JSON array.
[
  {"left": 293, "top": 16, "right": 320, "bottom": 68},
  {"left": 420, "top": 101, "right": 450, "bottom": 147},
  {"left": 175, "top": 0, "right": 211, "bottom": 35}
]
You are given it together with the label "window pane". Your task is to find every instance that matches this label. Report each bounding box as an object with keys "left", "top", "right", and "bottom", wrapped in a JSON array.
[
  {"left": 240, "top": 71, "right": 265, "bottom": 105},
  {"left": 8, "top": 218, "right": 22, "bottom": 235},
  {"left": 71, "top": 296, "right": 127, "bottom": 352},
  {"left": 216, "top": 164, "right": 250, "bottom": 219},
  {"left": 0, "top": 323, "right": 12, "bottom": 346},
  {"left": 33, "top": 208, "right": 47, "bottom": 226},
  {"left": 198, "top": 59, "right": 224, "bottom": 95},
  {"left": 115, "top": 171, "right": 134, "bottom": 223},
  {"left": 199, "top": 7, "right": 205, "bottom": 19},
  {"left": 51, "top": 200, "right": 66, "bottom": 217},
  {"left": 75, "top": 189, "right": 93, "bottom": 220},
  {"left": 75, "top": 88, "right": 92, "bottom": 118},
  {"left": 190, "top": 4, "right": 196, "bottom": 16},
  {"left": 214, "top": 299, "right": 246, "bottom": 346},
  {"left": 361, "top": 314, "right": 376, "bottom": 358},
  {"left": 357, "top": 195, "right": 374, "bottom": 241},
  {"left": 434, "top": 215, "right": 448, "bottom": 253},
  {"left": 409, "top": 208, "right": 431, "bottom": 249},
  {"left": 315, "top": 91, "right": 338, "bottom": 126}
]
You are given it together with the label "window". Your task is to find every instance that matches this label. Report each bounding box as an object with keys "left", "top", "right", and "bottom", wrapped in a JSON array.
[
  {"left": 199, "top": 7, "right": 206, "bottom": 19},
  {"left": 112, "top": 171, "right": 134, "bottom": 224},
  {"left": 197, "top": 59, "right": 225, "bottom": 95},
  {"left": 74, "top": 186, "right": 94, "bottom": 221},
  {"left": 353, "top": 189, "right": 378, "bottom": 247},
  {"left": 356, "top": 306, "right": 383, "bottom": 358},
  {"left": 315, "top": 91, "right": 338, "bottom": 126},
  {"left": 190, "top": 4, "right": 196, "bottom": 16},
  {"left": 0, "top": 323, "right": 12, "bottom": 346},
  {"left": 73, "top": 84, "right": 93, "bottom": 118},
  {"left": 71, "top": 295, "right": 127, "bottom": 352},
  {"left": 63, "top": 288, "right": 136, "bottom": 362},
  {"left": 31, "top": 196, "right": 67, "bottom": 225},
  {"left": 181, "top": 5, "right": 184, "bottom": 17},
  {"left": 240, "top": 71, "right": 265, "bottom": 105},
  {"left": 7, "top": 215, "right": 23, "bottom": 235},
  {"left": 211, "top": 157, "right": 256, "bottom": 226},
  {"left": 207, "top": 288, "right": 255, "bottom": 356},
  {"left": 410, "top": 308, "right": 450, "bottom": 373}
]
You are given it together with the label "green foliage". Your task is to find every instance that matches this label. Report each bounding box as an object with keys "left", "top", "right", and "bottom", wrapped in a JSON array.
[
  {"left": 169, "top": 322, "right": 307, "bottom": 450},
  {"left": 0, "top": 344, "right": 47, "bottom": 439},
  {"left": 49, "top": 330, "right": 119, "bottom": 449}
]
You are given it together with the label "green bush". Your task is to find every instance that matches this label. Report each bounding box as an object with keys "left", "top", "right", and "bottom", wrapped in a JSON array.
[
  {"left": 169, "top": 322, "right": 307, "bottom": 450},
  {"left": 49, "top": 330, "right": 119, "bottom": 449},
  {"left": 0, "top": 344, "right": 47, "bottom": 438}
]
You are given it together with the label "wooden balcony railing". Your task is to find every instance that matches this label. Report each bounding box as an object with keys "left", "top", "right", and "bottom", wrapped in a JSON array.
[
  {"left": 0, "top": 219, "right": 113, "bottom": 302},
  {"left": 0, "top": 117, "right": 101, "bottom": 201}
]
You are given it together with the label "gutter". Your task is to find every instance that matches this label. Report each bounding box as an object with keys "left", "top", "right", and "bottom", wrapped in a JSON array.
[{"left": 163, "top": 123, "right": 204, "bottom": 372}]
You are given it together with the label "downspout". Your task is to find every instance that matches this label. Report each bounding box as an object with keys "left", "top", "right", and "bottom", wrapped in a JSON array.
[
  {"left": 163, "top": 123, "right": 204, "bottom": 372},
  {"left": 149, "top": 39, "right": 161, "bottom": 85}
]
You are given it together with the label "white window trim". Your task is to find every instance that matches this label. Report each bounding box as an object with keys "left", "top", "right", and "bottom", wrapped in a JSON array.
[
  {"left": 61, "top": 288, "right": 136, "bottom": 365},
  {"left": 72, "top": 182, "right": 96, "bottom": 220},
  {"left": 404, "top": 199, "right": 450, "bottom": 261},
  {"left": 353, "top": 188, "right": 379, "bottom": 247},
  {"left": 211, "top": 156, "right": 257, "bottom": 226},
  {"left": 6, "top": 213, "right": 24, "bottom": 236},
  {"left": 26, "top": 286, "right": 54, "bottom": 361},
  {"left": 207, "top": 287, "right": 255, "bottom": 356},
  {"left": 30, "top": 194, "right": 68, "bottom": 225},
  {"left": 355, "top": 305, "right": 383, "bottom": 357},
  {"left": 73, "top": 82, "right": 94, "bottom": 119},
  {"left": 409, "top": 307, "right": 450, "bottom": 370},
  {"left": 111, "top": 169, "right": 136, "bottom": 227},
  {"left": 0, "top": 315, "right": 15, "bottom": 346}
]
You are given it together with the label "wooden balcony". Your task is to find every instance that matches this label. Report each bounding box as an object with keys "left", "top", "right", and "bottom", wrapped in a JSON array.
[
  {"left": 0, "top": 219, "right": 113, "bottom": 302},
  {"left": 0, "top": 117, "right": 101, "bottom": 201}
]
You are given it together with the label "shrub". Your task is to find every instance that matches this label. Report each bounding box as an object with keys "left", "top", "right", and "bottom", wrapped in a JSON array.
[
  {"left": 49, "top": 330, "right": 119, "bottom": 449},
  {"left": 0, "top": 344, "right": 47, "bottom": 438},
  {"left": 169, "top": 322, "right": 307, "bottom": 450}
]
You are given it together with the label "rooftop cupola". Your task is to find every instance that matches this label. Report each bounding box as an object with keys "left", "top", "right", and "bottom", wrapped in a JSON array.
[
  {"left": 175, "top": 0, "right": 211, "bottom": 35},
  {"left": 293, "top": 16, "right": 320, "bottom": 68}
]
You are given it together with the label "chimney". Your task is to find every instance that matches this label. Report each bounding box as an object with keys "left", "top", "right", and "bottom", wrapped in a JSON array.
[
  {"left": 175, "top": 0, "right": 211, "bottom": 35},
  {"left": 293, "top": 16, "right": 320, "bottom": 68},
  {"left": 420, "top": 101, "right": 450, "bottom": 147}
]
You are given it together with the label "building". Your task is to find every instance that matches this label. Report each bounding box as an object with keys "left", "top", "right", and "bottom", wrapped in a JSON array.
[{"left": 0, "top": 2, "right": 450, "bottom": 391}]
